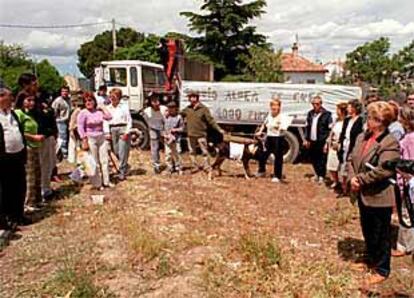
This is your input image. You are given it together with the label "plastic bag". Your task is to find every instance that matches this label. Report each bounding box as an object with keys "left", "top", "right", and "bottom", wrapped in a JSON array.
[
  {"left": 69, "top": 167, "right": 85, "bottom": 183},
  {"left": 77, "top": 151, "right": 97, "bottom": 177}
]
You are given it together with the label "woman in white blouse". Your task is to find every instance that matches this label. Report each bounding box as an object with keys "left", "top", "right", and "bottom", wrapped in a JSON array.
[
  {"left": 325, "top": 102, "right": 348, "bottom": 190},
  {"left": 104, "top": 88, "right": 132, "bottom": 180},
  {"left": 256, "top": 98, "right": 291, "bottom": 183}
]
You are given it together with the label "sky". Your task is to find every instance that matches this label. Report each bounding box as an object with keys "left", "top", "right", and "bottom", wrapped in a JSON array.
[{"left": 0, "top": 0, "right": 413, "bottom": 77}]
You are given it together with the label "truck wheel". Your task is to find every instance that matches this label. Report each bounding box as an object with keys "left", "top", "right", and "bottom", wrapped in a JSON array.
[
  {"left": 131, "top": 120, "right": 150, "bottom": 150},
  {"left": 282, "top": 131, "right": 300, "bottom": 163}
]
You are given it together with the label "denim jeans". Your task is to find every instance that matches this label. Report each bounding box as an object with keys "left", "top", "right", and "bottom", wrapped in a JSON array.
[
  {"left": 150, "top": 129, "right": 162, "bottom": 169},
  {"left": 165, "top": 141, "right": 181, "bottom": 171},
  {"left": 57, "top": 121, "right": 69, "bottom": 157},
  {"left": 110, "top": 127, "right": 130, "bottom": 176}
]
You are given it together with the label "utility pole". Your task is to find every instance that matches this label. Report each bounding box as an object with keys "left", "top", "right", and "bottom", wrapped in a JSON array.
[{"left": 112, "top": 18, "right": 117, "bottom": 56}]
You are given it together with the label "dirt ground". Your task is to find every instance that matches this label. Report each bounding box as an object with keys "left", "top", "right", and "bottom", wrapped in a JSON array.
[{"left": 0, "top": 150, "right": 413, "bottom": 298}]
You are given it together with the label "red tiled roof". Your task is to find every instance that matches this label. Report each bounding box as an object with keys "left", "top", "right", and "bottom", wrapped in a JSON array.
[{"left": 281, "top": 53, "right": 327, "bottom": 73}]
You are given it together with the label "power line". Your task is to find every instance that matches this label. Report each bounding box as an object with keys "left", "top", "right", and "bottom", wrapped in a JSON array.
[{"left": 0, "top": 21, "right": 110, "bottom": 29}]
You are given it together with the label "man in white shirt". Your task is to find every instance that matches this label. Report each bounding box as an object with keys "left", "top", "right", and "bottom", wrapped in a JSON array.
[
  {"left": 304, "top": 96, "right": 333, "bottom": 183},
  {"left": 0, "top": 87, "right": 27, "bottom": 229}
]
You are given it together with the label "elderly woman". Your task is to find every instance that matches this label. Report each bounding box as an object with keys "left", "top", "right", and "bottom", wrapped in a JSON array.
[
  {"left": 256, "top": 98, "right": 291, "bottom": 183},
  {"left": 392, "top": 106, "right": 414, "bottom": 257},
  {"left": 104, "top": 88, "right": 132, "bottom": 180},
  {"left": 337, "top": 99, "right": 364, "bottom": 197},
  {"left": 348, "top": 101, "right": 400, "bottom": 285},
  {"left": 77, "top": 92, "right": 113, "bottom": 190}
]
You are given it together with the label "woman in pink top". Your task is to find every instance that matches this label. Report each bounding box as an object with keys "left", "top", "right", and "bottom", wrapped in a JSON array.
[
  {"left": 393, "top": 106, "right": 414, "bottom": 257},
  {"left": 77, "top": 92, "right": 112, "bottom": 190}
]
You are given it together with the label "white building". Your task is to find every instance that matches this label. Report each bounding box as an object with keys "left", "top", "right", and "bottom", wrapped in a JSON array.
[
  {"left": 281, "top": 43, "right": 327, "bottom": 84},
  {"left": 324, "top": 60, "right": 345, "bottom": 83}
]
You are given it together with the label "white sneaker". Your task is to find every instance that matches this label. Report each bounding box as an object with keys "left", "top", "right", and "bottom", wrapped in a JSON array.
[
  {"left": 104, "top": 183, "right": 115, "bottom": 188},
  {"left": 317, "top": 177, "right": 325, "bottom": 184},
  {"left": 271, "top": 177, "right": 281, "bottom": 183}
]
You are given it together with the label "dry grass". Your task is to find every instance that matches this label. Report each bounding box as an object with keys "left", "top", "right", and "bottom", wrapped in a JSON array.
[
  {"left": 121, "top": 219, "right": 168, "bottom": 262},
  {"left": 324, "top": 199, "right": 358, "bottom": 227},
  {"left": 1, "top": 151, "right": 413, "bottom": 297}
]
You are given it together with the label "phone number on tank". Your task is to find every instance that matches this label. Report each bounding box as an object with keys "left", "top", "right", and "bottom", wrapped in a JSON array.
[{"left": 214, "top": 108, "right": 268, "bottom": 122}]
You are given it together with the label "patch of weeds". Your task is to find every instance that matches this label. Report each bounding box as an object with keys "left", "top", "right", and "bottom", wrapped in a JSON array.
[
  {"left": 124, "top": 223, "right": 168, "bottom": 262},
  {"left": 324, "top": 201, "right": 357, "bottom": 227},
  {"left": 41, "top": 262, "right": 114, "bottom": 297},
  {"left": 156, "top": 254, "right": 173, "bottom": 278},
  {"left": 200, "top": 257, "right": 241, "bottom": 297},
  {"left": 238, "top": 233, "right": 282, "bottom": 271},
  {"left": 283, "top": 260, "right": 355, "bottom": 297},
  {"left": 181, "top": 230, "right": 207, "bottom": 249}
]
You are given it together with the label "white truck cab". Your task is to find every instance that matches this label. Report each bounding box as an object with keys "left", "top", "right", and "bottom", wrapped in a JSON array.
[{"left": 95, "top": 60, "right": 167, "bottom": 112}]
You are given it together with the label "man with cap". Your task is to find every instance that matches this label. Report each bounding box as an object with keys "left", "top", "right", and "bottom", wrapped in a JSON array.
[
  {"left": 143, "top": 93, "right": 167, "bottom": 174},
  {"left": 181, "top": 90, "right": 224, "bottom": 179}
]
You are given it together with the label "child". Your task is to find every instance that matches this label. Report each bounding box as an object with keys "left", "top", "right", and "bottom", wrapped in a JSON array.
[
  {"left": 164, "top": 101, "right": 184, "bottom": 174},
  {"left": 143, "top": 93, "right": 167, "bottom": 174},
  {"left": 14, "top": 91, "right": 45, "bottom": 208}
]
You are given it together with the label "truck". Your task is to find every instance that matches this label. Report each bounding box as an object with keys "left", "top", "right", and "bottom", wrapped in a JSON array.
[{"left": 94, "top": 59, "right": 362, "bottom": 163}]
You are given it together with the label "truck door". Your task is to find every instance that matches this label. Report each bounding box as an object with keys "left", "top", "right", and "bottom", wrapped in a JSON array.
[{"left": 128, "top": 66, "right": 142, "bottom": 111}]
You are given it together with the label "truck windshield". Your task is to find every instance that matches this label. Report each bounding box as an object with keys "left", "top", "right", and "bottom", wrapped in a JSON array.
[
  {"left": 142, "top": 67, "right": 157, "bottom": 85},
  {"left": 108, "top": 67, "right": 127, "bottom": 87}
]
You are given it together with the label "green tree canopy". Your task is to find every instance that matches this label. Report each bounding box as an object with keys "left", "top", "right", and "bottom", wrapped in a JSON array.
[
  {"left": 36, "top": 59, "right": 65, "bottom": 96},
  {"left": 345, "top": 37, "right": 394, "bottom": 86},
  {"left": 344, "top": 37, "right": 414, "bottom": 97},
  {"left": 181, "top": 0, "right": 269, "bottom": 80},
  {"left": 0, "top": 42, "right": 63, "bottom": 94},
  {"left": 243, "top": 46, "right": 283, "bottom": 82},
  {"left": 114, "top": 34, "right": 160, "bottom": 63},
  {"left": 77, "top": 28, "right": 144, "bottom": 77}
]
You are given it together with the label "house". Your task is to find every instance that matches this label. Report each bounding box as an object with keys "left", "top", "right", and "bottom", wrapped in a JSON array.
[
  {"left": 281, "top": 43, "right": 327, "bottom": 84},
  {"left": 324, "top": 60, "right": 345, "bottom": 82}
]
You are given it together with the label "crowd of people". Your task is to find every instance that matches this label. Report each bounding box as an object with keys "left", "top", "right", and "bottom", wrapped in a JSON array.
[{"left": 0, "top": 71, "right": 414, "bottom": 286}]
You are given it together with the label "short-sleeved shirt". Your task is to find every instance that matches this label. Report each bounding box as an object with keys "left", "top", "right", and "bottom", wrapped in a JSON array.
[
  {"left": 264, "top": 114, "right": 283, "bottom": 137},
  {"left": 0, "top": 109, "right": 24, "bottom": 153},
  {"left": 14, "top": 109, "right": 41, "bottom": 148},
  {"left": 264, "top": 113, "right": 292, "bottom": 137}
]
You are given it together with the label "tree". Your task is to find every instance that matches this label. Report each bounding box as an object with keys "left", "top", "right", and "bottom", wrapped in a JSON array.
[
  {"left": 181, "top": 0, "right": 268, "bottom": 80},
  {"left": 0, "top": 43, "right": 32, "bottom": 93},
  {"left": 0, "top": 43, "right": 63, "bottom": 94},
  {"left": 345, "top": 37, "right": 395, "bottom": 87},
  {"left": 243, "top": 46, "right": 283, "bottom": 82},
  {"left": 344, "top": 37, "right": 414, "bottom": 97},
  {"left": 392, "top": 40, "right": 414, "bottom": 89},
  {"left": 36, "top": 59, "right": 65, "bottom": 96},
  {"left": 115, "top": 34, "right": 160, "bottom": 63},
  {"left": 77, "top": 28, "right": 144, "bottom": 77}
]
